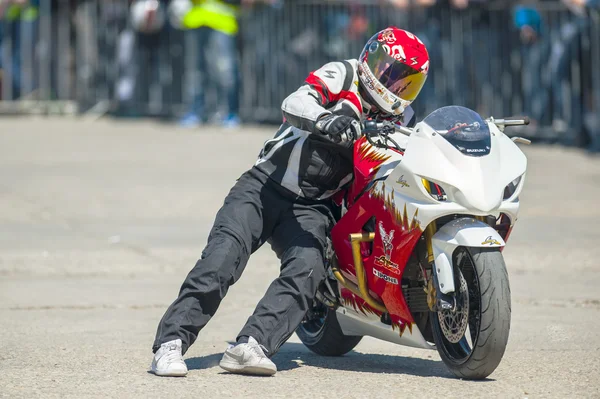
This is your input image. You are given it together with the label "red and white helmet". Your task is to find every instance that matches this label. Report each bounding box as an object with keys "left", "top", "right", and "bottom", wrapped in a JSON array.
[{"left": 358, "top": 27, "right": 430, "bottom": 118}]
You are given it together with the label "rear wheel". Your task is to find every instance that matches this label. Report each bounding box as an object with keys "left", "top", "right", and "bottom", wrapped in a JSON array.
[
  {"left": 431, "top": 247, "right": 511, "bottom": 379},
  {"left": 296, "top": 301, "right": 363, "bottom": 356}
]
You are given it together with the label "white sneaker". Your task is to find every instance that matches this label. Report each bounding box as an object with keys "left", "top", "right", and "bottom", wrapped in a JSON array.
[
  {"left": 219, "top": 337, "right": 277, "bottom": 376},
  {"left": 151, "top": 339, "right": 188, "bottom": 377}
]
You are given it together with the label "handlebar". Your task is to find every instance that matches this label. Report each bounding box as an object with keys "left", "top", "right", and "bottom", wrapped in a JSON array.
[
  {"left": 362, "top": 120, "right": 413, "bottom": 137},
  {"left": 487, "top": 116, "right": 532, "bottom": 144},
  {"left": 361, "top": 119, "right": 411, "bottom": 152},
  {"left": 360, "top": 114, "right": 531, "bottom": 151},
  {"left": 488, "top": 116, "right": 530, "bottom": 127},
  {"left": 363, "top": 115, "right": 530, "bottom": 138}
]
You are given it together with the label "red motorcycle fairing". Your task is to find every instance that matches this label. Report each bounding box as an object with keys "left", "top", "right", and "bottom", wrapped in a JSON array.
[
  {"left": 347, "top": 137, "right": 393, "bottom": 207},
  {"left": 331, "top": 138, "right": 422, "bottom": 333}
]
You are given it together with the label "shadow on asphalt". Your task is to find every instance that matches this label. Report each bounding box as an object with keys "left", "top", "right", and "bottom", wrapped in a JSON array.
[
  {"left": 274, "top": 343, "right": 454, "bottom": 378},
  {"left": 185, "top": 342, "right": 491, "bottom": 380},
  {"left": 185, "top": 353, "right": 223, "bottom": 371}
]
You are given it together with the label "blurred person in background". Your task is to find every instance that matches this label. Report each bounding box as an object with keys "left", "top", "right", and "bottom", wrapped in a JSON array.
[
  {"left": 448, "top": 0, "right": 505, "bottom": 116},
  {"left": 0, "top": 0, "right": 104, "bottom": 105},
  {"left": 565, "top": 0, "right": 600, "bottom": 151},
  {"left": 150, "top": 27, "right": 430, "bottom": 377},
  {"left": 169, "top": 0, "right": 241, "bottom": 127},
  {"left": 115, "top": 0, "right": 173, "bottom": 116},
  {"left": 71, "top": 0, "right": 100, "bottom": 110},
  {"left": 47, "top": 0, "right": 98, "bottom": 104},
  {"left": 236, "top": 0, "right": 284, "bottom": 121},
  {"left": 97, "top": 1, "right": 132, "bottom": 113},
  {"left": 546, "top": 0, "right": 599, "bottom": 147},
  {"left": 513, "top": 0, "right": 598, "bottom": 147},
  {"left": 513, "top": 4, "right": 549, "bottom": 131},
  {"left": 0, "top": 0, "right": 38, "bottom": 99},
  {"left": 322, "top": 2, "right": 370, "bottom": 61}
]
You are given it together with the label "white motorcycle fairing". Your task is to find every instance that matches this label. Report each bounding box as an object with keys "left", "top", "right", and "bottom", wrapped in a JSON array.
[{"left": 379, "top": 114, "right": 526, "bottom": 296}]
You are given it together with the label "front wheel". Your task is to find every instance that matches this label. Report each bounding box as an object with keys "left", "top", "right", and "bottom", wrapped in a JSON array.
[
  {"left": 296, "top": 301, "right": 363, "bottom": 356},
  {"left": 431, "top": 247, "right": 511, "bottom": 379}
]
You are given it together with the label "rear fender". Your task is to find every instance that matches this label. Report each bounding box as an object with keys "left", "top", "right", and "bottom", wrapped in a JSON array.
[{"left": 432, "top": 218, "right": 505, "bottom": 294}]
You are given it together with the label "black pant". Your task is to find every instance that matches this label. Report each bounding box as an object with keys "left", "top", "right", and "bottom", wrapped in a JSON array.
[{"left": 152, "top": 167, "right": 335, "bottom": 356}]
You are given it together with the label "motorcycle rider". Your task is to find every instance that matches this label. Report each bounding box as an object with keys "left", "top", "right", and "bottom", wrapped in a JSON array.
[{"left": 151, "top": 26, "right": 430, "bottom": 377}]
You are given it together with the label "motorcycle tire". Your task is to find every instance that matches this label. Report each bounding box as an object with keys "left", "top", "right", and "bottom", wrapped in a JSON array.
[
  {"left": 431, "top": 247, "right": 511, "bottom": 380},
  {"left": 296, "top": 305, "right": 363, "bottom": 357}
]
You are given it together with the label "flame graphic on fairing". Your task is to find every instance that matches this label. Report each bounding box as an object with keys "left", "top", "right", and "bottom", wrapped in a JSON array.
[
  {"left": 342, "top": 291, "right": 414, "bottom": 337},
  {"left": 372, "top": 182, "right": 421, "bottom": 232},
  {"left": 342, "top": 294, "right": 381, "bottom": 317},
  {"left": 357, "top": 141, "right": 391, "bottom": 172}
]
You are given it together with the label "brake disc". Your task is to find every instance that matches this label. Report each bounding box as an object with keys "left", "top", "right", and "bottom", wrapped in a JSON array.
[{"left": 437, "top": 270, "right": 469, "bottom": 343}]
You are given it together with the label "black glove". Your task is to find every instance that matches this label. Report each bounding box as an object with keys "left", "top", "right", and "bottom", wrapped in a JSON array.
[{"left": 315, "top": 114, "right": 362, "bottom": 144}]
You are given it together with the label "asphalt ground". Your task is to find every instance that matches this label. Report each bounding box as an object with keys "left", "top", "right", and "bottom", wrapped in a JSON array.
[{"left": 1, "top": 118, "right": 599, "bottom": 398}]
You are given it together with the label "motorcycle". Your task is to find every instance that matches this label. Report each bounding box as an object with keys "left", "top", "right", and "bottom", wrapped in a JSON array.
[{"left": 296, "top": 105, "right": 530, "bottom": 380}]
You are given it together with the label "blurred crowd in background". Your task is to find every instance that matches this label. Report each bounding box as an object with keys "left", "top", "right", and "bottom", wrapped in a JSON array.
[{"left": 0, "top": 0, "right": 599, "bottom": 151}]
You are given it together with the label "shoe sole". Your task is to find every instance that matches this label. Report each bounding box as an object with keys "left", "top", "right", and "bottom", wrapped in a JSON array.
[
  {"left": 219, "top": 361, "right": 276, "bottom": 376},
  {"left": 151, "top": 368, "right": 188, "bottom": 377}
]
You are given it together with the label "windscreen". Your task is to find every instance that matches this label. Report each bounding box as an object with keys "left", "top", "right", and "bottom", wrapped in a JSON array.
[{"left": 423, "top": 106, "right": 491, "bottom": 156}]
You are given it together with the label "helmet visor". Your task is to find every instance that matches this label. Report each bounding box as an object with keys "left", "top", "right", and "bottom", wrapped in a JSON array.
[{"left": 364, "top": 42, "right": 427, "bottom": 101}]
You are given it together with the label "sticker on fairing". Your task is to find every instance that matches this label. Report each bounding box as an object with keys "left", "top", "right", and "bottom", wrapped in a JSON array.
[{"left": 373, "top": 268, "right": 399, "bottom": 285}]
